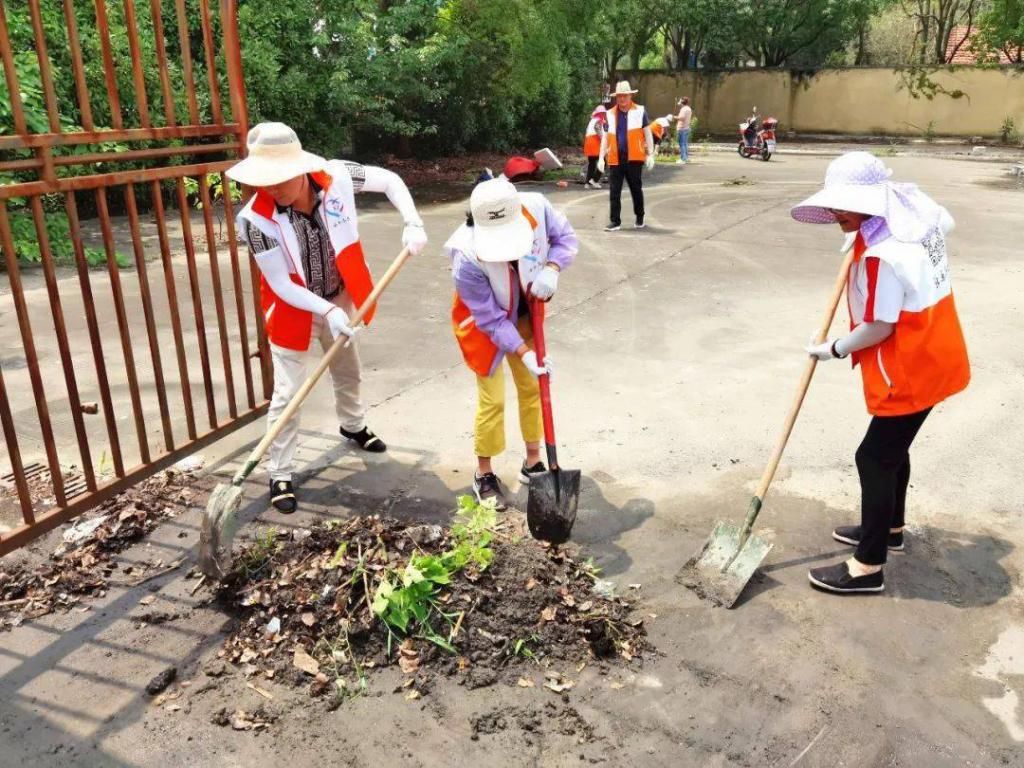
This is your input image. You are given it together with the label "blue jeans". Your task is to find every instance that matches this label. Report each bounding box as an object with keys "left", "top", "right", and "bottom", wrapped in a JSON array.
[{"left": 677, "top": 128, "right": 690, "bottom": 160}]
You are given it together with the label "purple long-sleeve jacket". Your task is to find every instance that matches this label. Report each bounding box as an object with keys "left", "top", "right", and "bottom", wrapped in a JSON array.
[{"left": 447, "top": 194, "right": 577, "bottom": 370}]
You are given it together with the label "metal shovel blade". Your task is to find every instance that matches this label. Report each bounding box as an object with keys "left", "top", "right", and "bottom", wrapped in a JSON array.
[
  {"left": 676, "top": 521, "right": 774, "bottom": 608},
  {"left": 526, "top": 468, "right": 581, "bottom": 545}
]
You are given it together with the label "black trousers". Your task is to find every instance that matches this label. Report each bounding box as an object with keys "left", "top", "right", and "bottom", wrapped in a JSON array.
[
  {"left": 855, "top": 407, "right": 931, "bottom": 565},
  {"left": 609, "top": 162, "right": 644, "bottom": 225},
  {"left": 585, "top": 156, "right": 602, "bottom": 184}
]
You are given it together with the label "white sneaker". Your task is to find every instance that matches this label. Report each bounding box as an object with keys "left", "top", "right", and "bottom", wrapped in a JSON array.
[{"left": 675, "top": 159, "right": 685, "bottom": 165}]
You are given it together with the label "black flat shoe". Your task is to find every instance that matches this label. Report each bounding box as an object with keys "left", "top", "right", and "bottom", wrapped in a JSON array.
[
  {"left": 808, "top": 561, "right": 884, "bottom": 594},
  {"left": 832, "top": 525, "right": 904, "bottom": 552},
  {"left": 340, "top": 426, "right": 387, "bottom": 453},
  {"left": 519, "top": 460, "right": 547, "bottom": 484},
  {"left": 270, "top": 480, "right": 297, "bottom": 514}
]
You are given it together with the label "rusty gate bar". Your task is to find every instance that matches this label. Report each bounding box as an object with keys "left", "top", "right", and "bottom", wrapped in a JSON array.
[
  {"left": 175, "top": 179, "right": 219, "bottom": 430},
  {"left": 62, "top": 0, "right": 94, "bottom": 131},
  {"left": 0, "top": 0, "right": 271, "bottom": 555},
  {"left": 151, "top": 179, "right": 199, "bottom": 444},
  {"left": 64, "top": 190, "right": 127, "bottom": 478},
  {"left": 123, "top": 184, "right": 175, "bottom": 453},
  {"left": 198, "top": 175, "right": 239, "bottom": 420},
  {"left": 149, "top": 0, "right": 177, "bottom": 127},
  {"left": 0, "top": 206, "right": 67, "bottom": 506},
  {"left": 121, "top": 0, "right": 153, "bottom": 129},
  {"left": 220, "top": 181, "right": 257, "bottom": 410},
  {"left": 95, "top": 188, "right": 151, "bottom": 465},
  {"left": 92, "top": 0, "right": 124, "bottom": 130},
  {"left": 29, "top": 195, "right": 98, "bottom": 491}
]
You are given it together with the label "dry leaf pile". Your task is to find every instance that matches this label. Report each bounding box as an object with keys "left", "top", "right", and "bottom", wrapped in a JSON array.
[
  {"left": 217, "top": 511, "right": 646, "bottom": 699},
  {"left": 0, "top": 469, "right": 200, "bottom": 630}
]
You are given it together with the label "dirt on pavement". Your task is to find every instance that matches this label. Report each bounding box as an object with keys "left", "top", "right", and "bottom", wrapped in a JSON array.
[{"left": 0, "top": 151, "right": 1022, "bottom": 767}]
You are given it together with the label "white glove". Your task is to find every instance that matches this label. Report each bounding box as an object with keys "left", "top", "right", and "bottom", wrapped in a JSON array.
[
  {"left": 596, "top": 156, "right": 605, "bottom": 174},
  {"left": 645, "top": 154, "right": 656, "bottom": 171},
  {"left": 521, "top": 351, "right": 553, "bottom": 379},
  {"left": 806, "top": 336, "right": 836, "bottom": 361},
  {"left": 325, "top": 306, "right": 358, "bottom": 339},
  {"left": 531, "top": 266, "right": 559, "bottom": 301},
  {"left": 402, "top": 222, "right": 428, "bottom": 256}
]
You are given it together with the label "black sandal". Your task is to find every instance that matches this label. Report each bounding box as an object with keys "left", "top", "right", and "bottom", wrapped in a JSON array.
[
  {"left": 269, "top": 480, "right": 297, "bottom": 513},
  {"left": 340, "top": 426, "right": 387, "bottom": 453}
]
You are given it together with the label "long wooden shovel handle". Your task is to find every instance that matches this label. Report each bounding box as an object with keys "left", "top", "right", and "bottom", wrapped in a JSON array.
[
  {"left": 231, "top": 247, "right": 412, "bottom": 485},
  {"left": 746, "top": 240, "right": 858, "bottom": 520}
]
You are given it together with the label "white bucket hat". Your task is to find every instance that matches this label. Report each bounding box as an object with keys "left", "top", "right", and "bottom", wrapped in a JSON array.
[
  {"left": 612, "top": 80, "right": 638, "bottom": 96},
  {"left": 791, "top": 151, "right": 944, "bottom": 242},
  {"left": 226, "top": 122, "right": 325, "bottom": 187},
  {"left": 470, "top": 178, "right": 533, "bottom": 263}
]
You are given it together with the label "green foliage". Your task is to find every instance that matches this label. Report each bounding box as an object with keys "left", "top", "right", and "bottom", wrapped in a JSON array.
[
  {"left": 235, "top": 527, "right": 280, "bottom": 580},
  {"left": 974, "top": 0, "right": 1024, "bottom": 63},
  {"left": 5, "top": 209, "right": 125, "bottom": 269},
  {"left": 999, "top": 116, "right": 1021, "bottom": 144},
  {"left": 371, "top": 495, "right": 497, "bottom": 645}
]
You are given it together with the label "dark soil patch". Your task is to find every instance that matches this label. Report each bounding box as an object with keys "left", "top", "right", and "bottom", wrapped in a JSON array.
[
  {"left": 215, "top": 513, "right": 646, "bottom": 701},
  {"left": 0, "top": 469, "right": 203, "bottom": 630}
]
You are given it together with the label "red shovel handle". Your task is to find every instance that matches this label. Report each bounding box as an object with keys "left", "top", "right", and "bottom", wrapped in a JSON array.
[{"left": 529, "top": 294, "right": 558, "bottom": 468}]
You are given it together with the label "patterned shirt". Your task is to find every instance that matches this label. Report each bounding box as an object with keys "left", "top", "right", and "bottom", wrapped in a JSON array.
[{"left": 244, "top": 163, "right": 366, "bottom": 299}]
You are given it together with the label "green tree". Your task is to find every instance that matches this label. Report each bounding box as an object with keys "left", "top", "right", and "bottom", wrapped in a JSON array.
[{"left": 973, "top": 0, "right": 1024, "bottom": 62}]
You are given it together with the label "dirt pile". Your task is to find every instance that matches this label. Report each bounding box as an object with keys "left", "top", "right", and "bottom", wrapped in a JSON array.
[
  {"left": 0, "top": 469, "right": 201, "bottom": 630},
  {"left": 216, "top": 500, "right": 646, "bottom": 702}
]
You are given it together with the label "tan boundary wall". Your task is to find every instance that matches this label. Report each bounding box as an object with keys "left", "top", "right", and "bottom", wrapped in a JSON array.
[{"left": 628, "top": 67, "right": 1024, "bottom": 138}]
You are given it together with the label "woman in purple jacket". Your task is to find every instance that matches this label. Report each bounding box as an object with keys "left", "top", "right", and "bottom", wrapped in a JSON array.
[{"left": 444, "top": 178, "right": 578, "bottom": 508}]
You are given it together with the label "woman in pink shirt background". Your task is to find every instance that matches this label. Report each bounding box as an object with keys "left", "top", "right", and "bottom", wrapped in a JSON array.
[{"left": 676, "top": 97, "right": 693, "bottom": 164}]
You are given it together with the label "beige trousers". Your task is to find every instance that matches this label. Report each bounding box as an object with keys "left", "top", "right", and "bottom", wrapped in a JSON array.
[{"left": 266, "top": 293, "right": 364, "bottom": 482}]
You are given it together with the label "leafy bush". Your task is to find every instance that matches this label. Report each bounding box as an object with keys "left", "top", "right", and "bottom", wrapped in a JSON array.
[
  {"left": 371, "top": 495, "right": 497, "bottom": 650},
  {"left": 6, "top": 210, "right": 127, "bottom": 269}
]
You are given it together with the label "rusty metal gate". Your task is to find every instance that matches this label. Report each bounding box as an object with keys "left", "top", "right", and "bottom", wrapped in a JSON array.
[{"left": 0, "top": 0, "right": 271, "bottom": 554}]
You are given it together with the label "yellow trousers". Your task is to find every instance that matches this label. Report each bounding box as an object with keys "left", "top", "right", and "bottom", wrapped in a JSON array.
[{"left": 475, "top": 315, "right": 543, "bottom": 458}]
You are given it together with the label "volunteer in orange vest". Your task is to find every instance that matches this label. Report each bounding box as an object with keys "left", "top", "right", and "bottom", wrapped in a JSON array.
[
  {"left": 650, "top": 115, "right": 672, "bottom": 147},
  {"left": 444, "top": 178, "right": 578, "bottom": 509},
  {"left": 583, "top": 105, "right": 607, "bottom": 189},
  {"left": 226, "top": 122, "right": 428, "bottom": 513},
  {"left": 597, "top": 80, "right": 655, "bottom": 232},
  {"left": 792, "top": 152, "right": 970, "bottom": 595}
]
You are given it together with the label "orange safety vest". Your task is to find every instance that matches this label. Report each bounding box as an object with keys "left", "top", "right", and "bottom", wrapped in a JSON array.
[
  {"left": 848, "top": 230, "right": 970, "bottom": 416},
  {"left": 447, "top": 195, "right": 549, "bottom": 377},
  {"left": 651, "top": 120, "right": 666, "bottom": 142},
  {"left": 237, "top": 162, "right": 375, "bottom": 352},
  {"left": 606, "top": 104, "right": 648, "bottom": 166},
  {"left": 583, "top": 117, "right": 603, "bottom": 157}
]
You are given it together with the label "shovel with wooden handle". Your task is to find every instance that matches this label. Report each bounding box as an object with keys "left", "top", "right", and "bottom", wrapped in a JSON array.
[
  {"left": 525, "top": 295, "right": 580, "bottom": 545},
  {"left": 677, "top": 240, "right": 858, "bottom": 608},
  {"left": 198, "top": 247, "right": 413, "bottom": 580}
]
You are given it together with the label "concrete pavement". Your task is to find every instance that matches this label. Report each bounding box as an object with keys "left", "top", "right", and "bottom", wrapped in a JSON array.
[{"left": 1, "top": 150, "right": 1023, "bottom": 766}]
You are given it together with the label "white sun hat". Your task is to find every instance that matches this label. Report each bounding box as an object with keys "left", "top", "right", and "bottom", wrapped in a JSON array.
[
  {"left": 225, "top": 122, "right": 325, "bottom": 187},
  {"left": 470, "top": 178, "right": 533, "bottom": 263},
  {"left": 612, "top": 80, "right": 638, "bottom": 96},
  {"left": 791, "top": 151, "right": 945, "bottom": 242}
]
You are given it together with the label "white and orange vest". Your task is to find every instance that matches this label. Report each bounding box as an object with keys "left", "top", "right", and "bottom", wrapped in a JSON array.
[
  {"left": 237, "top": 161, "right": 375, "bottom": 352},
  {"left": 651, "top": 117, "right": 670, "bottom": 142},
  {"left": 583, "top": 117, "right": 603, "bottom": 157},
  {"left": 846, "top": 227, "right": 969, "bottom": 416},
  {"left": 447, "top": 193, "right": 550, "bottom": 377},
  {"left": 606, "top": 104, "right": 648, "bottom": 166}
]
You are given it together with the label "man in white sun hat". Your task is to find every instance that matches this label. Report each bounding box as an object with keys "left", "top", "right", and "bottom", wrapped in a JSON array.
[
  {"left": 444, "top": 178, "right": 577, "bottom": 509},
  {"left": 597, "top": 80, "right": 655, "bottom": 232},
  {"left": 791, "top": 151, "right": 970, "bottom": 596},
  {"left": 227, "top": 122, "right": 428, "bottom": 514}
]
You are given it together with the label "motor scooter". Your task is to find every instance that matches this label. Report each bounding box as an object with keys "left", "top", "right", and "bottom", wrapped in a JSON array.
[{"left": 737, "top": 116, "right": 778, "bottom": 161}]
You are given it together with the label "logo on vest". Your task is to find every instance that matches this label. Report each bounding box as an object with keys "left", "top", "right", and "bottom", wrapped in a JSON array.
[{"left": 325, "top": 197, "right": 345, "bottom": 219}]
